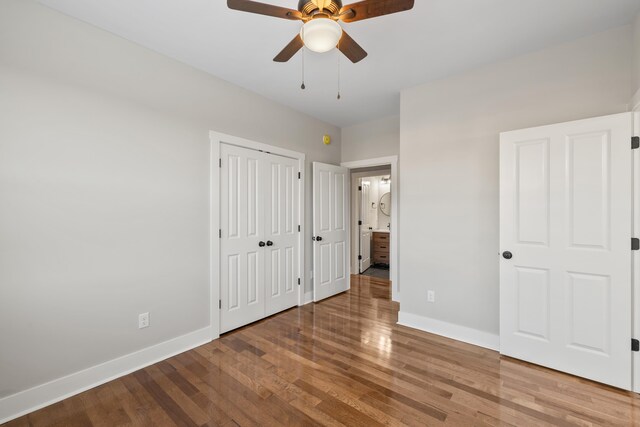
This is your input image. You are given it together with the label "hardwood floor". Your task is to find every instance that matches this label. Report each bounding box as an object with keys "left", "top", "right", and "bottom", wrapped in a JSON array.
[{"left": 6, "top": 274, "right": 640, "bottom": 426}]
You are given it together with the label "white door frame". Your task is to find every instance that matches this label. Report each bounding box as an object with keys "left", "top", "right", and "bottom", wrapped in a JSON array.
[
  {"left": 210, "top": 131, "right": 306, "bottom": 340},
  {"left": 341, "top": 156, "right": 399, "bottom": 301},
  {"left": 632, "top": 92, "right": 640, "bottom": 393}
]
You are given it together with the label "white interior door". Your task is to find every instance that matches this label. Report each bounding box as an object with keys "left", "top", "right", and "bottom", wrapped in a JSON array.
[
  {"left": 264, "top": 154, "right": 300, "bottom": 316},
  {"left": 500, "top": 112, "right": 632, "bottom": 390},
  {"left": 220, "top": 144, "right": 266, "bottom": 333},
  {"left": 360, "top": 180, "right": 372, "bottom": 272},
  {"left": 313, "top": 162, "right": 349, "bottom": 302}
]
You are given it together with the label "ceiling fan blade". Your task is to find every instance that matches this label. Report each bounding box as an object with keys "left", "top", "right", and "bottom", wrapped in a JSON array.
[
  {"left": 339, "top": 0, "right": 414, "bottom": 23},
  {"left": 227, "top": 0, "right": 303, "bottom": 20},
  {"left": 338, "top": 31, "right": 367, "bottom": 63},
  {"left": 273, "top": 34, "right": 304, "bottom": 62}
]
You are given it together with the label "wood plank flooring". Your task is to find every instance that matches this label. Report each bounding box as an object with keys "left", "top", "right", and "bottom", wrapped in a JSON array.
[{"left": 6, "top": 274, "right": 640, "bottom": 426}]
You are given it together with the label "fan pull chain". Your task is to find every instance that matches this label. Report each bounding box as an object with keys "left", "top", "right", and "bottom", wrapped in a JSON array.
[
  {"left": 337, "top": 41, "right": 341, "bottom": 100},
  {"left": 301, "top": 26, "right": 306, "bottom": 90}
]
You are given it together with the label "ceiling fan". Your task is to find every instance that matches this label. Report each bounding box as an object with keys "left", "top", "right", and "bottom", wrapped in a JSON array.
[{"left": 227, "top": 0, "right": 415, "bottom": 63}]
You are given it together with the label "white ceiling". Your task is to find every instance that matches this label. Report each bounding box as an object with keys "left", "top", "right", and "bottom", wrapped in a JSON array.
[{"left": 38, "top": 0, "right": 640, "bottom": 127}]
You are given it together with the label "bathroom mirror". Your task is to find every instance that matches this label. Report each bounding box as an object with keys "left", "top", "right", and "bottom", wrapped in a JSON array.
[{"left": 379, "top": 192, "right": 391, "bottom": 216}]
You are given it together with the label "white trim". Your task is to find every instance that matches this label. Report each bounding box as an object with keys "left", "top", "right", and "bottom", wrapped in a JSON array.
[
  {"left": 341, "top": 156, "right": 399, "bottom": 302},
  {"left": 209, "top": 131, "right": 306, "bottom": 338},
  {"left": 303, "top": 290, "right": 314, "bottom": 305},
  {"left": 350, "top": 169, "right": 392, "bottom": 274},
  {"left": 210, "top": 139, "right": 220, "bottom": 341},
  {"left": 398, "top": 312, "right": 500, "bottom": 351},
  {"left": 0, "top": 327, "right": 211, "bottom": 424},
  {"left": 633, "top": 108, "right": 640, "bottom": 393},
  {"left": 632, "top": 88, "right": 640, "bottom": 113},
  {"left": 341, "top": 156, "right": 398, "bottom": 169}
]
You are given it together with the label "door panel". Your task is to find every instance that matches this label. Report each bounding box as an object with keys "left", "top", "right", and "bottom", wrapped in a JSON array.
[
  {"left": 514, "top": 266, "right": 550, "bottom": 341},
  {"left": 567, "top": 131, "right": 610, "bottom": 249},
  {"left": 264, "top": 154, "right": 299, "bottom": 316},
  {"left": 360, "top": 231, "right": 371, "bottom": 272},
  {"left": 313, "top": 162, "right": 349, "bottom": 302},
  {"left": 500, "top": 112, "right": 632, "bottom": 390},
  {"left": 567, "top": 272, "right": 610, "bottom": 354},
  {"left": 220, "top": 144, "right": 266, "bottom": 333},
  {"left": 515, "top": 139, "right": 549, "bottom": 246},
  {"left": 359, "top": 181, "right": 372, "bottom": 272}
]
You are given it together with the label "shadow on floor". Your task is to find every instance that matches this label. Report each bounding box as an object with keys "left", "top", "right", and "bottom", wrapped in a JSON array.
[{"left": 360, "top": 266, "right": 389, "bottom": 280}]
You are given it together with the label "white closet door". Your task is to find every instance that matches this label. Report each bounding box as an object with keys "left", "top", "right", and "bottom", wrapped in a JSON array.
[
  {"left": 220, "top": 144, "right": 266, "bottom": 334},
  {"left": 360, "top": 181, "right": 372, "bottom": 272},
  {"left": 500, "top": 113, "right": 632, "bottom": 389},
  {"left": 264, "top": 154, "right": 300, "bottom": 316},
  {"left": 313, "top": 162, "right": 349, "bottom": 302}
]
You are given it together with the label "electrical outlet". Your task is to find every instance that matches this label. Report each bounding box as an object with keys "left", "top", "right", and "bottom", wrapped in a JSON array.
[
  {"left": 427, "top": 290, "right": 435, "bottom": 303},
  {"left": 138, "top": 312, "right": 150, "bottom": 329}
]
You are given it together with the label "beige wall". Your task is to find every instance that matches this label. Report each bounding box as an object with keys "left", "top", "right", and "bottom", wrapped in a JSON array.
[
  {"left": 0, "top": 0, "right": 340, "bottom": 400},
  {"left": 399, "top": 26, "right": 633, "bottom": 336},
  {"left": 341, "top": 115, "right": 399, "bottom": 162}
]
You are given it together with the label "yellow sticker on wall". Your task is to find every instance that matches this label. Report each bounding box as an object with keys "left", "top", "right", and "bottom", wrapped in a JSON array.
[{"left": 323, "top": 135, "right": 331, "bottom": 145}]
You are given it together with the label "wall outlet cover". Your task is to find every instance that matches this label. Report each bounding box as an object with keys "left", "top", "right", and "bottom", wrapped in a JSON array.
[
  {"left": 138, "top": 312, "right": 150, "bottom": 329},
  {"left": 427, "top": 291, "right": 435, "bottom": 303}
]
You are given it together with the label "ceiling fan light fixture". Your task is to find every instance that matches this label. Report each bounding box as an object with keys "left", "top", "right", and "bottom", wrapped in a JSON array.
[{"left": 300, "top": 18, "right": 342, "bottom": 53}]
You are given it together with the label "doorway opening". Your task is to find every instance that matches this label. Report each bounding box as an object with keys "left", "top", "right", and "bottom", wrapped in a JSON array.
[
  {"left": 354, "top": 170, "right": 392, "bottom": 280},
  {"left": 342, "top": 156, "right": 399, "bottom": 301}
]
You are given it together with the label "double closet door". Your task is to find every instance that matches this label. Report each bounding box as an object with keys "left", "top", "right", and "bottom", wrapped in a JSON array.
[{"left": 220, "top": 143, "right": 300, "bottom": 334}]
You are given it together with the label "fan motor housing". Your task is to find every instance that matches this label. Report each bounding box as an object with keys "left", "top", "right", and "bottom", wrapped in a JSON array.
[{"left": 298, "top": 1, "right": 343, "bottom": 15}]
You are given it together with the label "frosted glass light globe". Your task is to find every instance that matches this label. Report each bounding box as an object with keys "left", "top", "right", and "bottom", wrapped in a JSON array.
[{"left": 300, "top": 18, "right": 342, "bottom": 53}]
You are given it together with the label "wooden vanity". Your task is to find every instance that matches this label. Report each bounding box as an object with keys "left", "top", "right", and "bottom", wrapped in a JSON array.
[{"left": 372, "top": 231, "right": 390, "bottom": 265}]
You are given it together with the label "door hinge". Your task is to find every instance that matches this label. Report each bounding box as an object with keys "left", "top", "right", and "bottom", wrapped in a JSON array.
[
  {"left": 632, "top": 136, "right": 639, "bottom": 150},
  {"left": 219, "top": 300, "right": 222, "bottom": 309},
  {"left": 632, "top": 238, "right": 639, "bottom": 251},
  {"left": 632, "top": 339, "right": 639, "bottom": 352},
  {"left": 298, "top": 172, "right": 301, "bottom": 179},
  {"left": 298, "top": 225, "right": 301, "bottom": 232},
  {"left": 219, "top": 158, "right": 222, "bottom": 168},
  {"left": 219, "top": 229, "right": 222, "bottom": 238},
  {"left": 358, "top": 220, "right": 362, "bottom": 226},
  {"left": 297, "top": 278, "right": 301, "bottom": 286},
  {"left": 358, "top": 255, "right": 362, "bottom": 260},
  {"left": 358, "top": 185, "right": 362, "bottom": 191}
]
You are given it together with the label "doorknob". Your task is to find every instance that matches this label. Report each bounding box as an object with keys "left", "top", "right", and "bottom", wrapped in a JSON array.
[
  {"left": 266, "top": 241, "right": 274, "bottom": 246},
  {"left": 259, "top": 241, "right": 266, "bottom": 247},
  {"left": 315, "top": 236, "right": 323, "bottom": 242},
  {"left": 502, "top": 251, "right": 513, "bottom": 260}
]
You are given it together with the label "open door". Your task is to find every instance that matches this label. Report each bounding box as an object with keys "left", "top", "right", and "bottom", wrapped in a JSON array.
[
  {"left": 313, "top": 162, "right": 349, "bottom": 302},
  {"left": 359, "top": 180, "right": 372, "bottom": 272},
  {"left": 500, "top": 112, "right": 632, "bottom": 390}
]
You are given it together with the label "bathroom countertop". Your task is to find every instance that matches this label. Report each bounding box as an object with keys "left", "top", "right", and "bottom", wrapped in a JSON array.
[{"left": 372, "top": 229, "right": 390, "bottom": 233}]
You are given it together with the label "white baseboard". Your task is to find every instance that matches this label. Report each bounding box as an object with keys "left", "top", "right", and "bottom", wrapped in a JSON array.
[
  {"left": 0, "top": 326, "right": 212, "bottom": 424},
  {"left": 397, "top": 311, "right": 500, "bottom": 351},
  {"left": 303, "top": 291, "right": 314, "bottom": 305}
]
